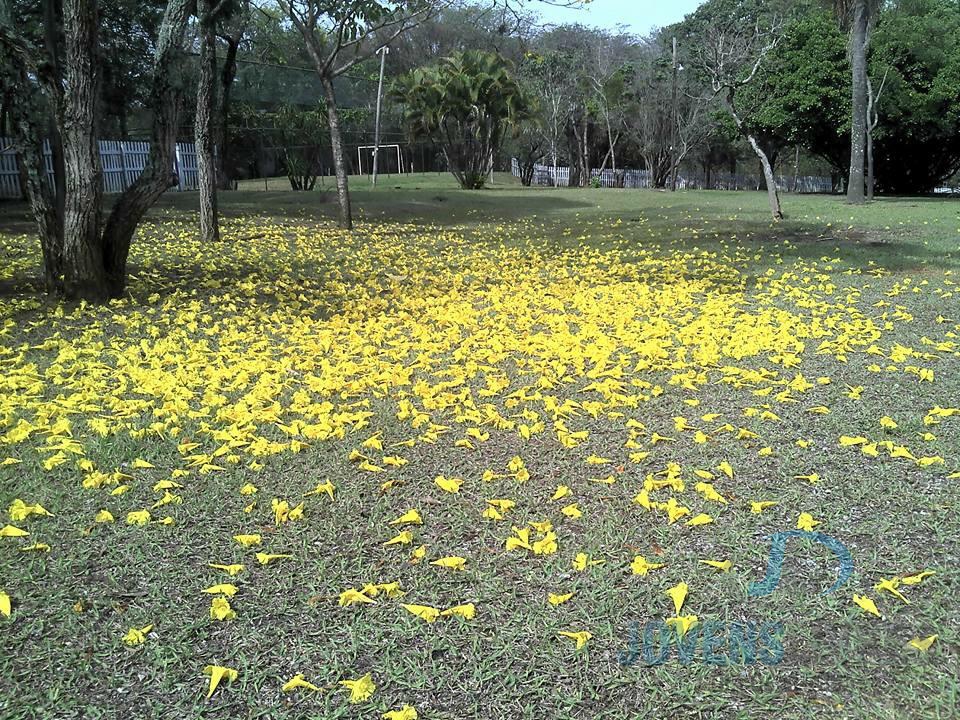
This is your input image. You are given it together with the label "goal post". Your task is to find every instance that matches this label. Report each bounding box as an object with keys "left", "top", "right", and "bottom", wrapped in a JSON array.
[{"left": 357, "top": 144, "right": 405, "bottom": 177}]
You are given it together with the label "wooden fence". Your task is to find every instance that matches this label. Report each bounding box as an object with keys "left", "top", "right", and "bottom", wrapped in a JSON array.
[
  {"left": 0, "top": 138, "right": 199, "bottom": 199},
  {"left": 512, "top": 159, "right": 833, "bottom": 194}
]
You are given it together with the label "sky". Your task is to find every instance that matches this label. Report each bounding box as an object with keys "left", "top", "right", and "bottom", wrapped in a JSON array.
[{"left": 530, "top": 0, "right": 706, "bottom": 35}]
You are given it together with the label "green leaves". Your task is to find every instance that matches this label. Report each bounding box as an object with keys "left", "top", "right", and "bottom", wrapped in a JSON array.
[{"left": 393, "top": 51, "right": 534, "bottom": 189}]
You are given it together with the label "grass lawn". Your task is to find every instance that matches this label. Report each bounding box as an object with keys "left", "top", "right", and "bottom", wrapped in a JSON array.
[{"left": 1, "top": 175, "right": 959, "bottom": 719}]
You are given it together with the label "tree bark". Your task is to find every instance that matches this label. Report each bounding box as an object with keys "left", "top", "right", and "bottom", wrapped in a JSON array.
[
  {"left": 101, "top": 0, "right": 191, "bottom": 297},
  {"left": 747, "top": 132, "right": 784, "bottom": 220},
  {"left": 60, "top": 0, "right": 106, "bottom": 300},
  {"left": 846, "top": 0, "right": 868, "bottom": 205},
  {"left": 196, "top": 0, "right": 220, "bottom": 243},
  {"left": 725, "top": 91, "right": 782, "bottom": 220},
  {"left": 320, "top": 73, "right": 352, "bottom": 230}
]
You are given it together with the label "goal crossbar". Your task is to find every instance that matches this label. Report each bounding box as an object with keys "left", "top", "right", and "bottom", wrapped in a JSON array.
[{"left": 357, "top": 144, "right": 404, "bottom": 176}]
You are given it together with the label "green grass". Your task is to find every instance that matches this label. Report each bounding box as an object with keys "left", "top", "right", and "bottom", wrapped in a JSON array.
[{"left": 0, "top": 176, "right": 959, "bottom": 719}]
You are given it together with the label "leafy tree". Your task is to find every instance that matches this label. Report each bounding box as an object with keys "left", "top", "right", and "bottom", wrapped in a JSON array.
[
  {"left": 275, "top": 0, "right": 436, "bottom": 229},
  {"left": 869, "top": 0, "right": 960, "bottom": 192},
  {"left": 744, "top": 9, "right": 850, "bottom": 178},
  {"left": 394, "top": 50, "right": 533, "bottom": 189},
  {"left": 686, "top": 0, "right": 790, "bottom": 219}
]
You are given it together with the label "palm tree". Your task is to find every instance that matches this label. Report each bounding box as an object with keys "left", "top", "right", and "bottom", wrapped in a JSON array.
[{"left": 394, "top": 51, "right": 534, "bottom": 189}]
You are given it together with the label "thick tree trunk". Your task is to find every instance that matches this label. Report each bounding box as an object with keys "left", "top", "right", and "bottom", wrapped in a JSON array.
[
  {"left": 60, "top": 0, "right": 106, "bottom": 300},
  {"left": 101, "top": 0, "right": 191, "bottom": 297},
  {"left": 846, "top": 0, "right": 868, "bottom": 205},
  {"left": 196, "top": 0, "right": 220, "bottom": 243},
  {"left": 320, "top": 73, "right": 352, "bottom": 230}
]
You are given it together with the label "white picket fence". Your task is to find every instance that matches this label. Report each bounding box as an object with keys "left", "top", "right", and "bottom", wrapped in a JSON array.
[
  {"left": 0, "top": 137, "right": 199, "bottom": 199},
  {"left": 512, "top": 158, "right": 833, "bottom": 194}
]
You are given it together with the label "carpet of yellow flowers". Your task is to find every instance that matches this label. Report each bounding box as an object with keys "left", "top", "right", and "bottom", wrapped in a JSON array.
[{"left": 0, "top": 190, "right": 958, "bottom": 718}]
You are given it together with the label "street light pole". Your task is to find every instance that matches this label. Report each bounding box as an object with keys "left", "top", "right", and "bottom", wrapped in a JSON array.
[
  {"left": 670, "top": 36, "right": 679, "bottom": 192},
  {"left": 372, "top": 45, "right": 389, "bottom": 186}
]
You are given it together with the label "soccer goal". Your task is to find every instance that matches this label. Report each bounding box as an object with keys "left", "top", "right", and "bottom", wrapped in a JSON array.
[{"left": 357, "top": 144, "right": 405, "bottom": 177}]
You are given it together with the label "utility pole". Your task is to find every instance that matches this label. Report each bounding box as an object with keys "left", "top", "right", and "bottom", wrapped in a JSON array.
[
  {"left": 670, "top": 36, "right": 679, "bottom": 192},
  {"left": 372, "top": 45, "right": 389, "bottom": 186}
]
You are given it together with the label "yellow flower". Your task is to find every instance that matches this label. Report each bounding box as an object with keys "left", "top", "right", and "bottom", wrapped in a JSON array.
[
  {"left": 665, "top": 582, "right": 689, "bottom": 614},
  {"left": 202, "top": 665, "right": 238, "bottom": 699},
  {"left": 281, "top": 674, "right": 320, "bottom": 693},
  {"left": 852, "top": 594, "right": 881, "bottom": 618},
  {"left": 440, "top": 603, "right": 476, "bottom": 619},
  {"left": 430, "top": 556, "right": 467, "bottom": 571},
  {"left": 383, "top": 705, "right": 418, "bottom": 720},
  {"left": 557, "top": 630, "right": 592, "bottom": 649},
  {"left": 209, "top": 597, "right": 236, "bottom": 621},
  {"left": 699, "top": 559, "right": 732, "bottom": 572},
  {"left": 339, "top": 673, "right": 376, "bottom": 703},
  {"left": 122, "top": 624, "right": 154, "bottom": 646},
  {"left": 401, "top": 604, "right": 440, "bottom": 623},
  {"left": 630, "top": 556, "right": 664, "bottom": 576},
  {"left": 208, "top": 563, "right": 244, "bottom": 577}
]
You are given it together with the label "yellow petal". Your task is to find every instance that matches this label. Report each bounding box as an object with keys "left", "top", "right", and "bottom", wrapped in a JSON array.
[
  {"left": 202, "top": 664, "right": 239, "bottom": 699},
  {"left": 853, "top": 594, "right": 881, "bottom": 618}
]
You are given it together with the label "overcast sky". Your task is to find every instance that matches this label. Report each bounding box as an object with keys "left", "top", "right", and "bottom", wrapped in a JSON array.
[{"left": 530, "top": 0, "right": 706, "bottom": 35}]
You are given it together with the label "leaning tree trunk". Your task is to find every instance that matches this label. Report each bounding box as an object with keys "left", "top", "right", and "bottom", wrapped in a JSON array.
[
  {"left": 747, "top": 132, "right": 784, "bottom": 220},
  {"left": 726, "top": 92, "right": 782, "bottom": 220},
  {"left": 320, "top": 73, "right": 352, "bottom": 230},
  {"left": 195, "top": 0, "right": 220, "bottom": 243},
  {"left": 60, "top": 0, "right": 106, "bottom": 300},
  {"left": 846, "top": 0, "right": 869, "bottom": 205},
  {"left": 101, "top": 0, "right": 191, "bottom": 297}
]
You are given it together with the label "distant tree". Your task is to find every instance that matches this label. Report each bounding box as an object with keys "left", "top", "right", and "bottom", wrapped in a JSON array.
[
  {"left": 275, "top": 0, "right": 437, "bottom": 229},
  {"left": 743, "top": 8, "right": 850, "bottom": 179},
  {"left": 626, "top": 35, "right": 711, "bottom": 189},
  {"left": 518, "top": 48, "right": 578, "bottom": 184},
  {"left": 868, "top": 0, "right": 960, "bottom": 193},
  {"left": 831, "top": 0, "right": 882, "bottom": 204},
  {"left": 196, "top": 0, "right": 243, "bottom": 244},
  {"left": 687, "top": 0, "right": 788, "bottom": 219},
  {"left": 394, "top": 51, "right": 533, "bottom": 189}
]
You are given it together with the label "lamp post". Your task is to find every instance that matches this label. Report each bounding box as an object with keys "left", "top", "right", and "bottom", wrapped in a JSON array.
[{"left": 372, "top": 45, "right": 390, "bottom": 186}]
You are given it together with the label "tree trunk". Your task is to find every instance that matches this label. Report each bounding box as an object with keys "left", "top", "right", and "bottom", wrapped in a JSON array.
[
  {"left": 60, "top": 0, "right": 106, "bottom": 300},
  {"left": 43, "top": 0, "right": 67, "bottom": 228},
  {"left": 846, "top": 0, "right": 868, "bottom": 205},
  {"left": 724, "top": 90, "right": 783, "bottom": 220},
  {"left": 866, "top": 74, "right": 875, "bottom": 202},
  {"left": 196, "top": 0, "right": 220, "bottom": 243},
  {"left": 101, "top": 0, "right": 192, "bottom": 297},
  {"left": 581, "top": 115, "right": 589, "bottom": 187},
  {"left": 321, "top": 73, "right": 352, "bottom": 229},
  {"left": 215, "top": 18, "right": 244, "bottom": 190},
  {"left": 747, "top": 132, "right": 783, "bottom": 220}
]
